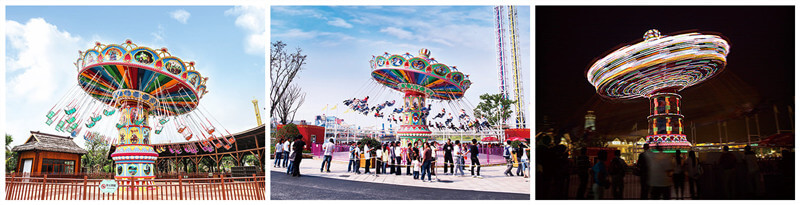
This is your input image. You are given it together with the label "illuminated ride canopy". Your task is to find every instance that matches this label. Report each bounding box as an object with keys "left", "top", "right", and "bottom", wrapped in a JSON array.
[
  {"left": 586, "top": 29, "right": 730, "bottom": 150},
  {"left": 370, "top": 49, "right": 472, "bottom": 143}
]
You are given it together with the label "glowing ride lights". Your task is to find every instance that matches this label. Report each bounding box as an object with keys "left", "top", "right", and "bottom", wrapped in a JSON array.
[
  {"left": 586, "top": 29, "right": 730, "bottom": 150},
  {"left": 370, "top": 49, "right": 472, "bottom": 143}
]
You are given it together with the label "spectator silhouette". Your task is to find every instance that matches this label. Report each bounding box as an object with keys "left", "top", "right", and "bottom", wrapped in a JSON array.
[
  {"left": 592, "top": 150, "right": 609, "bottom": 199},
  {"left": 609, "top": 150, "right": 626, "bottom": 199},
  {"left": 685, "top": 150, "right": 700, "bottom": 199},
  {"left": 636, "top": 144, "right": 650, "bottom": 199},
  {"left": 648, "top": 145, "right": 672, "bottom": 200},
  {"left": 719, "top": 146, "right": 736, "bottom": 199},
  {"left": 575, "top": 147, "right": 590, "bottom": 199},
  {"left": 673, "top": 149, "right": 685, "bottom": 199}
]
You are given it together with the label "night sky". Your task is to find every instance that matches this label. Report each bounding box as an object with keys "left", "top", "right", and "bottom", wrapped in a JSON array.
[{"left": 536, "top": 6, "right": 795, "bottom": 143}]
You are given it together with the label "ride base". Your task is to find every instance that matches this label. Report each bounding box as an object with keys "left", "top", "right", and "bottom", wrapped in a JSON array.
[{"left": 646, "top": 90, "right": 692, "bottom": 150}]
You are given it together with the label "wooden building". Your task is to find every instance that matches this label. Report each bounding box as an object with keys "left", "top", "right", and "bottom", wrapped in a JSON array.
[{"left": 11, "top": 131, "right": 87, "bottom": 174}]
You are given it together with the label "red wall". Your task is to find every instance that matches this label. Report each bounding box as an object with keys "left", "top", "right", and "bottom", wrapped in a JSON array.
[
  {"left": 276, "top": 124, "right": 325, "bottom": 149},
  {"left": 505, "top": 128, "right": 530, "bottom": 139}
]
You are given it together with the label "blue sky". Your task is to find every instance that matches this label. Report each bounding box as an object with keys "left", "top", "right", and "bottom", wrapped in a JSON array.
[
  {"left": 272, "top": 6, "right": 530, "bottom": 130},
  {"left": 5, "top": 6, "right": 265, "bottom": 147}
]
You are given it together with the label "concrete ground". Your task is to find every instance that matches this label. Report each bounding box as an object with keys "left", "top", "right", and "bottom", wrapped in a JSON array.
[{"left": 270, "top": 157, "right": 530, "bottom": 195}]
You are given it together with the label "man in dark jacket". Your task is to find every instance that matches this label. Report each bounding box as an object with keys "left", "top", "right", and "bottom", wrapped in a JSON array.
[
  {"left": 292, "top": 135, "right": 306, "bottom": 177},
  {"left": 443, "top": 139, "right": 454, "bottom": 174}
]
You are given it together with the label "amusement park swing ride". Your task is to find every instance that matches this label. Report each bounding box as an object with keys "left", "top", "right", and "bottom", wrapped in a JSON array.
[
  {"left": 324, "top": 6, "right": 529, "bottom": 143},
  {"left": 587, "top": 29, "right": 730, "bottom": 151},
  {"left": 44, "top": 40, "right": 236, "bottom": 181}
]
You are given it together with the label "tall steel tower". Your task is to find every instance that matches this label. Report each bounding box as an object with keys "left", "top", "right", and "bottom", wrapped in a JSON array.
[{"left": 494, "top": 6, "right": 527, "bottom": 128}]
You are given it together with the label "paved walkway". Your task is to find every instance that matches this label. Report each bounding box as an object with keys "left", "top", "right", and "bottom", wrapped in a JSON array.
[{"left": 271, "top": 157, "right": 530, "bottom": 195}]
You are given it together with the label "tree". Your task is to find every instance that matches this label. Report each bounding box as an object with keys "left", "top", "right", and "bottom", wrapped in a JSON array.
[
  {"left": 275, "top": 123, "right": 301, "bottom": 142},
  {"left": 275, "top": 84, "right": 305, "bottom": 124},
  {"left": 6, "top": 134, "right": 17, "bottom": 173},
  {"left": 473, "top": 93, "right": 517, "bottom": 128},
  {"left": 81, "top": 132, "right": 113, "bottom": 173},
  {"left": 270, "top": 41, "right": 307, "bottom": 124}
]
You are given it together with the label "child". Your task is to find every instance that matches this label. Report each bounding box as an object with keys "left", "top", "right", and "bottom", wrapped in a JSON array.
[{"left": 412, "top": 153, "right": 421, "bottom": 180}]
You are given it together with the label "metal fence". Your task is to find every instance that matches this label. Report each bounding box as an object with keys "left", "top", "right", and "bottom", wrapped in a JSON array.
[{"left": 5, "top": 174, "right": 265, "bottom": 200}]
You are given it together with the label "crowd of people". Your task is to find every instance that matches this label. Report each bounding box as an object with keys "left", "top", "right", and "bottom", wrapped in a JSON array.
[
  {"left": 273, "top": 135, "right": 306, "bottom": 177},
  {"left": 536, "top": 133, "right": 795, "bottom": 200},
  {"left": 274, "top": 138, "right": 532, "bottom": 181}
]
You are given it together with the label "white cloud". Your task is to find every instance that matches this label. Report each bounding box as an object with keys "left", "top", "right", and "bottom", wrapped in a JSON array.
[
  {"left": 151, "top": 24, "right": 165, "bottom": 42},
  {"left": 6, "top": 18, "right": 83, "bottom": 102},
  {"left": 272, "top": 6, "right": 327, "bottom": 20},
  {"left": 170, "top": 9, "right": 191, "bottom": 24},
  {"left": 379, "top": 27, "right": 413, "bottom": 40},
  {"left": 226, "top": 5, "right": 266, "bottom": 55},
  {"left": 327, "top": 18, "right": 353, "bottom": 28}
]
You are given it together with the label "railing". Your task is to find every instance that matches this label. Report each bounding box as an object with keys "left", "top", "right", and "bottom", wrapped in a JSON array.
[{"left": 5, "top": 174, "right": 265, "bottom": 200}]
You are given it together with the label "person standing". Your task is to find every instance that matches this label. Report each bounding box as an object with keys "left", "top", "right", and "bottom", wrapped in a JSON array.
[
  {"left": 320, "top": 138, "right": 334, "bottom": 173},
  {"left": 503, "top": 140, "right": 514, "bottom": 176},
  {"left": 412, "top": 153, "right": 420, "bottom": 179},
  {"left": 672, "top": 150, "right": 686, "bottom": 199},
  {"left": 443, "top": 139, "right": 454, "bottom": 175},
  {"left": 469, "top": 139, "right": 481, "bottom": 178},
  {"left": 389, "top": 142, "right": 396, "bottom": 174},
  {"left": 648, "top": 146, "right": 673, "bottom": 200},
  {"left": 609, "top": 150, "right": 627, "bottom": 199},
  {"left": 636, "top": 144, "right": 651, "bottom": 199},
  {"left": 430, "top": 142, "right": 437, "bottom": 179},
  {"left": 718, "top": 146, "right": 737, "bottom": 199},
  {"left": 395, "top": 141, "right": 403, "bottom": 175},
  {"left": 454, "top": 140, "right": 465, "bottom": 176},
  {"left": 382, "top": 144, "right": 390, "bottom": 174},
  {"left": 283, "top": 138, "right": 291, "bottom": 167},
  {"left": 286, "top": 138, "right": 295, "bottom": 175},
  {"left": 516, "top": 142, "right": 524, "bottom": 176},
  {"left": 274, "top": 139, "right": 283, "bottom": 168},
  {"left": 592, "top": 150, "right": 610, "bottom": 199},
  {"left": 576, "top": 147, "right": 590, "bottom": 199},
  {"left": 292, "top": 135, "right": 306, "bottom": 177},
  {"left": 421, "top": 142, "right": 433, "bottom": 182},
  {"left": 363, "top": 143, "right": 372, "bottom": 174},
  {"left": 522, "top": 142, "right": 530, "bottom": 178},
  {"left": 405, "top": 142, "right": 413, "bottom": 175},
  {"left": 743, "top": 145, "right": 760, "bottom": 198},
  {"left": 685, "top": 150, "right": 700, "bottom": 199},
  {"left": 375, "top": 144, "right": 383, "bottom": 174},
  {"left": 347, "top": 142, "right": 356, "bottom": 173},
  {"left": 353, "top": 142, "right": 362, "bottom": 174}
]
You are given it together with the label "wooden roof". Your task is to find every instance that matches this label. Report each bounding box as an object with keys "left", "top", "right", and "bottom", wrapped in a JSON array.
[{"left": 11, "top": 131, "right": 87, "bottom": 155}]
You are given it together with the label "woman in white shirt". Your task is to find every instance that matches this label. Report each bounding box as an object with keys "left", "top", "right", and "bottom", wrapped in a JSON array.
[{"left": 282, "top": 140, "right": 291, "bottom": 168}]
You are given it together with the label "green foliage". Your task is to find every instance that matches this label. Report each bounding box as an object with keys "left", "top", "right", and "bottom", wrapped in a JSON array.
[
  {"left": 473, "top": 93, "right": 516, "bottom": 127},
  {"left": 275, "top": 123, "right": 301, "bottom": 142},
  {"left": 358, "top": 137, "right": 381, "bottom": 153},
  {"left": 6, "top": 134, "right": 17, "bottom": 173},
  {"left": 81, "top": 132, "right": 113, "bottom": 173},
  {"left": 243, "top": 154, "right": 261, "bottom": 170}
]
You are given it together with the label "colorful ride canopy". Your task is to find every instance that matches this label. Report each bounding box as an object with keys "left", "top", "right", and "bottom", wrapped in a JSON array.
[
  {"left": 370, "top": 49, "right": 472, "bottom": 100},
  {"left": 76, "top": 40, "right": 209, "bottom": 116},
  {"left": 586, "top": 30, "right": 730, "bottom": 99}
]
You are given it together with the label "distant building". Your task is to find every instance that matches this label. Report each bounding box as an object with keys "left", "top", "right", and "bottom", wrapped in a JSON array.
[
  {"left": 585, "top": 111, "right": 596, "bottom": 131},
  {"left": 11, "top": 131, "right": 87, "bottom": 174}
]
